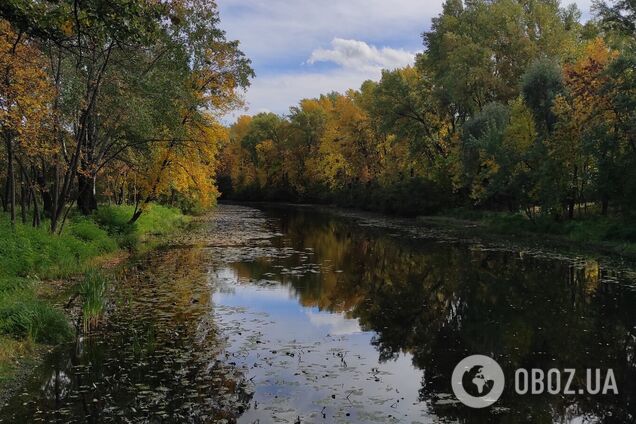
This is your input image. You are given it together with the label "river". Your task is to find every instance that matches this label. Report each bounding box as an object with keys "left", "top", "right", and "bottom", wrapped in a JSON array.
[{"left": 1, "top": 204, "right": 635, "bottom": 423}]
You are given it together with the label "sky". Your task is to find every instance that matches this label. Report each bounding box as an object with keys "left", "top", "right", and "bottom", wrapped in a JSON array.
[{"left": 217, "top": 0, "right": 595, "bottom": 119}]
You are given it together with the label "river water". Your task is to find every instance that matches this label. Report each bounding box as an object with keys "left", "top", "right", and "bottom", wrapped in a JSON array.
[{"left": 1, "top": 204, "right": 635, "bottom": 423}]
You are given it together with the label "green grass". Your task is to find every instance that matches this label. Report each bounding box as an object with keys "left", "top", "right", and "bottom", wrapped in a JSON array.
[
  {"left": 440, "top": 212, "right": 636, "bottom": 256},
  {"left": 0, "top": 203, "right": 188, "bottom": 384},
  {"left": 0, "top": 277, "right": 71, "bottom": 344},
  {"left": 424, "top": 208, "right": 636, "bottom": 255},
  {"left": 0, "top": 217, "right": 118, "bottom": 280},
  {"left": 485, "top": 213, "right": 636, "bottom": 244},
  {"left": 94, "top": 204, "right": 189, "bottom": 249},
  {"left": 79, "top": 271, "right": 108, "bottom": 333}
]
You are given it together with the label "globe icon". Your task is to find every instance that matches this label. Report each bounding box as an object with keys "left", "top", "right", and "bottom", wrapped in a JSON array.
[
  {"left": 461, "top": 365, "right": 495, "bottom": 398},
  {"left": 452, "top": 355, "right": 505, "bottom": 408}
]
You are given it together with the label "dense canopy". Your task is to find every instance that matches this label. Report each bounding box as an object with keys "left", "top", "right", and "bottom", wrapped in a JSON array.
[
  {"left": 219, "top": 0, "right": 635, "bottom": 223},
  {"left": 1, "top": 0, "right": 635, "bottom": 229},
  {"left": 0, "top": 0, "right": 253, "bottom": 230}
]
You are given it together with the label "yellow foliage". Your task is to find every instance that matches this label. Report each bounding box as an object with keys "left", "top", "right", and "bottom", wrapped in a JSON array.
[
  {"left": 0, "top": 20, "right": 54, "bottom": 156},
  {"left": 136, "top": 115, "right": 225, "bottom": 209}
]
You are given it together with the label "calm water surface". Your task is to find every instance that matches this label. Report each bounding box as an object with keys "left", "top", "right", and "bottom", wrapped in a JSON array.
[{"left": 1, "top": 204, "right": 635, "bottom": 423}]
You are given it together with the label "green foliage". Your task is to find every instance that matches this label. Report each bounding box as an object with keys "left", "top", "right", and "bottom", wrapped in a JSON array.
[
  {"left": 594, "top": 0, "right": 636, "bottom": 36},
  {"left": 423, "top": 0, "right": 579, "bottom": 117},
  {"left": 521, "top": 58, "right": 564, "bottom": 134},
  {"left": 241, "top": 113, "right": 286, "bottom": 159}
]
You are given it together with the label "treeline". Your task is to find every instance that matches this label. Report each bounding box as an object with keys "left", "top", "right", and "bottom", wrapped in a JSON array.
[
  {"left": 219, "top": 0, "right": 635, "bottom": 220},
  {"left": 0, "top": 0, "right": 252, "bottom": 232}
]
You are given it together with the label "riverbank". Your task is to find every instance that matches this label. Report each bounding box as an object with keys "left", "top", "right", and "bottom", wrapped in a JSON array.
[
  {"left": 416, "top": 211, "right": 636, "bottom": 259},
  {"left": 225, "top": 200, "right": 636, "bottom": 259},
  {"left": 0, "top": 204, "right": 190, "bottom": 400}
]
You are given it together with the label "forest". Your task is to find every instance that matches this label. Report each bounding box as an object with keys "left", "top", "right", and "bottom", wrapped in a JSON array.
[
  {"left": 0, "top": 0, "right": 634, "bottom": 233},
  {"left": 218, "top": 0, "right": 635, "bottom": 230},
  {"left": 0, "top": 0, "right": 252, "bottom": 232}
]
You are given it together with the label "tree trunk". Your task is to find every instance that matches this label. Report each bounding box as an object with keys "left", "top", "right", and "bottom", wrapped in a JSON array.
[
  {"left": 117, "top": 183, "right": 125, "bottom": 205},
  {"left": 2, "top": 177, "right": 7, "bottom": 212},
  {"left": 20, "top": 180, "right": 27, "bottom": 224},
  {"left": 77, "top": 173, "right": 97, "bottom": 215},
  {"left": 5, "top": 134, "right": 16, "bottom": 225},
  {"left": 129, "top": 207, "right": 143, "bottom": 224},
  {"left": 32, "top": 186, "right": 40, "bottom": 227},
  {"left": 50, "top": 160, "right": 61, "bottom": 233},
  {"left": 601, "top": 196, "right": 609, "bottom": 216},
  {"left": 36, "top": 169, "right": 53, "bottom": 218}
]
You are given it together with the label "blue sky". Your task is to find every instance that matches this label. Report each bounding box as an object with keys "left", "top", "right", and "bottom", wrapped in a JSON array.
[{"left": 217, "top": 0, "right": 595, "bottom": 117}]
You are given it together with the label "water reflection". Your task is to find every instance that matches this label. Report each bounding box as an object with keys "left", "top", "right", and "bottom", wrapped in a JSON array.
[
  {"left": 216, "top": 206, "right": 636, "bottom": 423},
  {"left": 0, "top": 247, "right": 252, "bottom": 423},
  {"left": 1, "top": 204, "right": 635, "bottom": 423}
]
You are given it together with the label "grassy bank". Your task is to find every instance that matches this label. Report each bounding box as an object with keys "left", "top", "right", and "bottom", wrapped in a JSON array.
[
  {"left": 423, "top": 209, "right": 636, "bottom": 256},
  {"left": 0, "top": 203, "right": 188, "bottom": 388}
]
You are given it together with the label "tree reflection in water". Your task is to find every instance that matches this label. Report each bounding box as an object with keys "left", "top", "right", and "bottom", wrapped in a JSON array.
[
  {"left": 1, "top": 247, "right": 252, "bottom": 423},
  {"left": 230, "top": 207, "right": 636, "bottom": 423},
  {"left": 1, "top": 205, "right": 634, "bottom": 423}
]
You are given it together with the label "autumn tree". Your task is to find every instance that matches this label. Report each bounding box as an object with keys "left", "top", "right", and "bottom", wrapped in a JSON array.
[
  {"left": 1, "top": 0, "right": 252, "bottom": 230},
  {"left": 0, "top": 19, "right": 53, "bottom": 225}
]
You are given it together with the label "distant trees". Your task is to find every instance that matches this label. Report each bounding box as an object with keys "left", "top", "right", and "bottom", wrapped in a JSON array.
[
  {"left": 0, "top": 0, "right": 252, "bottom": 231},
  {"left": 219, "top": 0, "right": 635, "bottom": 220},
  {"left": 2, "top": 0, "right": 632, "bottom": 224}
]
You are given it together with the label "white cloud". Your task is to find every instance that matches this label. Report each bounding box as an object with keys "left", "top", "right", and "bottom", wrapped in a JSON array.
[
  {"left": 228, "top": 39, "right": 416, "bottom": 117},
  {"left": 306, "top": 310, "right": 362, "bottom": 336},
  {"left": 219, "top": 1, "right": 594, "bottom": 66},
  {"left": 218, "top": 0, "right": 598, "bottom": 118},
  {"left": 218, "top": 0, "right": 440, "bottom": 66},
  {"left": 308, "top": 38, "right": 416, "bottom": 72}
]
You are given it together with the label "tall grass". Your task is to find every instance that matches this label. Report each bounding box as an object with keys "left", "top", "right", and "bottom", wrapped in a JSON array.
[
  {"left": 0, "top": 204, "right": 186, "bottom": 340},
  {"left": 79, "top": 271, "right": 108, "bottom": 332},
  {"left": 0, "top": 217, "right": 114, "bottom": 347},
  {"left": 0, "top": 203, "right": 188, "bottom": 382},
  {"left": 0, "top": 278, "right": 71, "bottom": 344}
]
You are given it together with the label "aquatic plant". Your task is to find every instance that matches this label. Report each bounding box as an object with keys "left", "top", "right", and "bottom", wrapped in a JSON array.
[{"left": 79, "top": 271, "right": 109, "bottom": 333}]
